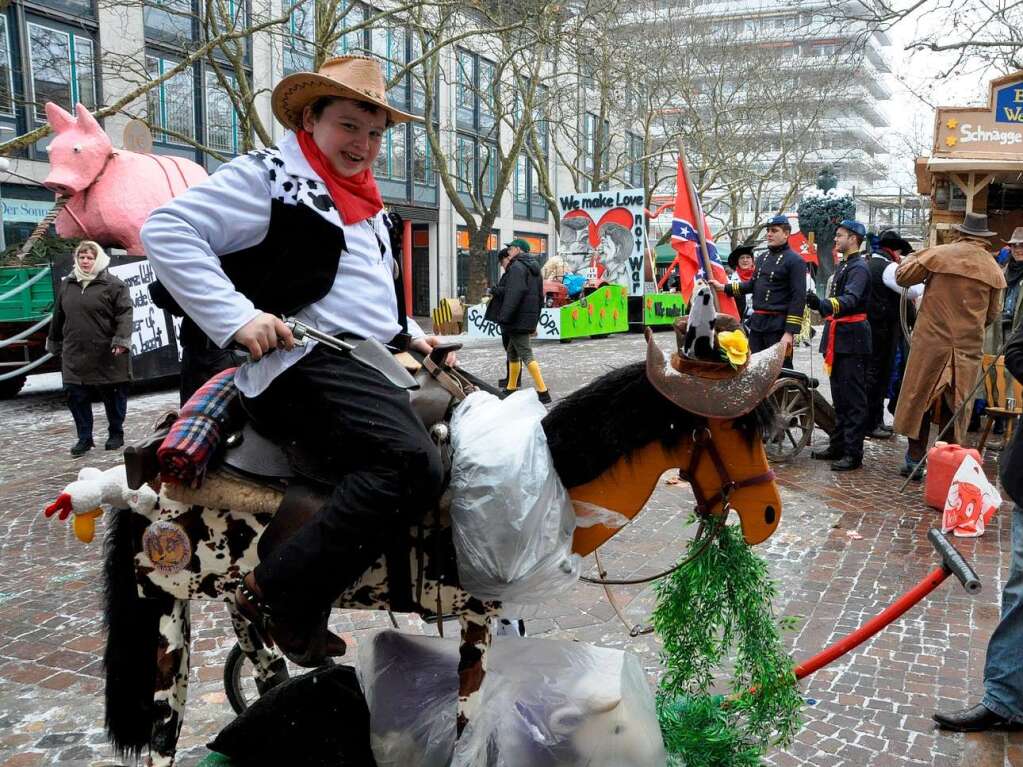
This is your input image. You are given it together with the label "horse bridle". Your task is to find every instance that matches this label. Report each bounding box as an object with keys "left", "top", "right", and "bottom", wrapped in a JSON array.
[
  {"left": 582, "top": 425, "right": 776, "bottom": 587},
  {"left": 682, "top": 426, "right": 776, "bottom": 518}
]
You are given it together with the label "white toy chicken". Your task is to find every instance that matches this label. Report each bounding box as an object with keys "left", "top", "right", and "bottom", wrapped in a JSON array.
[{"left": 44, "top": 465, "right": 158, "bottom": 543}]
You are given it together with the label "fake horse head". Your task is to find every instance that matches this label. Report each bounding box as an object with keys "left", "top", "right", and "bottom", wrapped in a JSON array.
[{"left": 543, "top": 322, "right": 785, "bottom": 556}]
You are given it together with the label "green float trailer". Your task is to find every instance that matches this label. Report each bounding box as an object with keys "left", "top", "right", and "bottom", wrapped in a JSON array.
[
  {"left": 0, "top": 265, "right": 58, "bottom": 398},
  {"left": 630, "top": 242, "right": 687, "bottom": 331}
]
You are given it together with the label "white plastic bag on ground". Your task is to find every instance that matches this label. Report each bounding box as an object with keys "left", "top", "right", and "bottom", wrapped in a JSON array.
[
  {"left": 357, "top": 630, "right": 668, "bottom": 767},
  {"left": 448, "top": 389, "right": 581, "bottom": 603},
  {"left": 942, "top": 454, "right": 1002, "bottom": 537}
]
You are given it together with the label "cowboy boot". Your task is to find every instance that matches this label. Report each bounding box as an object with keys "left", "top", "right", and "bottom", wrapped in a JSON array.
[{"left": 235, "top": 572, "right": 346, "bottom": 668}]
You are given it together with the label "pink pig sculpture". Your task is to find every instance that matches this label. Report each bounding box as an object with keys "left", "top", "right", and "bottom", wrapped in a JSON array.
[{"left": 42, "top": 102, "right": 208, "bottom": 254}]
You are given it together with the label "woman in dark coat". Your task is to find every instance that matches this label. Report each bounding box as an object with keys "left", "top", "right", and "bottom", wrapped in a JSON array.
[{"left": 46, "top": 241, "right": 133, "bottom": 456}]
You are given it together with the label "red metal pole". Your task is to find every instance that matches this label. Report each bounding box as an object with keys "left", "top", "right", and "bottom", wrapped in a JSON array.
[
  {"left": 794, "top": 566, "right": 949, "bottom": 680},
  {"left": 403, "top": 219, "right": 413, "bottom": 315}
]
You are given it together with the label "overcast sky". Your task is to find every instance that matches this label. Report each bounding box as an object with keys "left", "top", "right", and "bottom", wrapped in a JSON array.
[{"left": 878, "top": 17, "right": 1002, "bottom": 189}]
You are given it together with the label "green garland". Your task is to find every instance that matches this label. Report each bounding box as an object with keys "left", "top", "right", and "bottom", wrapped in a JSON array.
[{"left": 653, "top": 523, "right": 802, "bottom": 766}]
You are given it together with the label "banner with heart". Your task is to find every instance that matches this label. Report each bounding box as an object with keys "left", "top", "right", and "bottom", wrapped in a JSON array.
[{"left": 556, "top": 188, "right": 647, "bottom": 296}]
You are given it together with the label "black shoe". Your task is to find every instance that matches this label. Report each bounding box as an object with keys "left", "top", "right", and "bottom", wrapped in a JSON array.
[
  {"left": 831, "top": 456, "right": 862, "bottom": 471},
  {"left": 811, "top": 448, "right": 843, "bottom": 461},
  {"left": 497, "top": 377, "right": 508, "bottom": 389},
  {"left": 868, "top": 426, "right": 893, "bottom": 439},
  {"left": 537, "top": 390, "right": 552, "bottom": 404},
  {"left": 933, "top": 703, "right": 1023, "bottom": 732},
  {"left": 105, "top": 435, "right": 124, "bottom": 451},
  {"left": 70, "top": 438, "right": 94, "bottom": 457}
]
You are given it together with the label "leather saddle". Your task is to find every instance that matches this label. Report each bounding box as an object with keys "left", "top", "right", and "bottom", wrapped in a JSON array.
[
  {"left": 219, "top": 343, "right": 469, "bottom": 487},
  {"left": 124, "top": 343, "right": 473, "bottom": 492}
]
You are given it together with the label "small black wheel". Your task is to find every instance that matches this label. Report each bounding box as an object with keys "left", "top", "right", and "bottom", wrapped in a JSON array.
[
  {"left": 763, "top": 377, "right": 814, "bottom": 462},
  {"left": 223, "top": 643, "right": 291, "bottom": 715}
]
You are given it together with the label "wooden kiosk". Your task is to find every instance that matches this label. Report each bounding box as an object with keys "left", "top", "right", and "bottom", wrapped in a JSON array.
[{"left": 917, "top": 71, "right": 1023, "bottom": 245}]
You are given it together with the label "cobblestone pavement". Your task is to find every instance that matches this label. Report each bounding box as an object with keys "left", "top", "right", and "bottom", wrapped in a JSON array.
[{"left": 0, "top": 331, "right": 1018, "bottom": 766}]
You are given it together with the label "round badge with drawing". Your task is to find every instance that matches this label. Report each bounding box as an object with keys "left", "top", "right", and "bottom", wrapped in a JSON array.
[{"left": 142, "top": 520, "right": 193, "bottom": 574}]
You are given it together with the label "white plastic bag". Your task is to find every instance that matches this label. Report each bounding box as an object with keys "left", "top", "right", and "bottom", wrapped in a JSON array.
[
  {"left": 942, "top": 455, "right": 1002, "bottom": 537},
  {"left": 357, "top": 630, "right": 668, "bottom": 767},
  {"left": 448, "top": 389, "right": 581, "bottom": 603}
]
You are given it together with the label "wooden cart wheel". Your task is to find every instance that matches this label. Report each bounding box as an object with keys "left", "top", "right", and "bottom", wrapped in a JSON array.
[{"left": 763, "top": 377, "right": 814, "bottom": 462}]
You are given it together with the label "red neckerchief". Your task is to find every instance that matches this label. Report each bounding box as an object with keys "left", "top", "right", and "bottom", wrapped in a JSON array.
[
  {"left": 296, "top": 129, "right": 383, "bottom": 226},
  {"left": 737, "top": 266, "right": 755, "bottom": 281}
]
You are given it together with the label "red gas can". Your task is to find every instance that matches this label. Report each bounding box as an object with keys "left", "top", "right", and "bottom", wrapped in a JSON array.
[{"left": 924, "top": 442, "right": 982, "bottom": 510}]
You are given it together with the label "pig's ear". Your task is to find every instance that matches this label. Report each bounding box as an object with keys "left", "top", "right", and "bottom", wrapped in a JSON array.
[
  {"left": 45, "top": 102, "right": 75, "bottom": 133},
  {"left": 74, "top": 103, "right": 102, "bottom": 134}
]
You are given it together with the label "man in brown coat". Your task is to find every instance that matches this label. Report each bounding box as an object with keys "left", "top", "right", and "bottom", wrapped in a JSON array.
[{"left": 893, "top": 213, "right": 1006, "bottom": 477}]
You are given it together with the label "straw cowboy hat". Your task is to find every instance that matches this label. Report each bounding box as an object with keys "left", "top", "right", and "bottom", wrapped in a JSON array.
[{"left": 272, "top": 55, "right": 419, "bottom": 132}]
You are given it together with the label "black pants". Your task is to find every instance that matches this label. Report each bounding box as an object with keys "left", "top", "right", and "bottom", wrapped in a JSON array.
[
  {"left": 179, "top": 343, "right": 243, "bottom": 405},
  {"left": 246, "top": 346, "right": 444, "bottom": 616},
  {"left": 829, "top": 354, "right": 868, "bottom": 461},
  {"left": 864, "top": 323, "right": 897, "bottom": 430},
  {"left": 66, "top": 382, "right": 129, "bottom": 442},
  {"left": 750, "top": 327, "right": 793, "bottom": 368}
]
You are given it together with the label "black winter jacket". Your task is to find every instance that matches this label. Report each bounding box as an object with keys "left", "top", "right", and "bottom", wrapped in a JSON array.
[
  {"left": 496, "top": 255, "right": 543, "bottom": 333},
  {"left": 46, "top": 269, "right": 133, "bottom": 385}
]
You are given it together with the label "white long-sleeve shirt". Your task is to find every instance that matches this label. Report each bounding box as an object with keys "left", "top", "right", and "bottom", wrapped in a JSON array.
[
  {"left": 141, "top": 132, "right": 423, "bottom": 397},
  {"left": 882, "top": 261, "right": 924, "bottom": 301}
]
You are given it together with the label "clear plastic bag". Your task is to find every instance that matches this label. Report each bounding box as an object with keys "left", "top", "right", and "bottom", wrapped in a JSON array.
[
  {"left": 358, "top": 630, "right": 667, "bottom": 767},
  {"left": 448, "top": 390, "right": 581, "bottom": 603}
]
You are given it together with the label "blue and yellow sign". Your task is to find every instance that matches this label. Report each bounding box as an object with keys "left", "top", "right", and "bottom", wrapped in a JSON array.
[{"left": 995, "top": 82, "right": 1023, "bottom": 124}]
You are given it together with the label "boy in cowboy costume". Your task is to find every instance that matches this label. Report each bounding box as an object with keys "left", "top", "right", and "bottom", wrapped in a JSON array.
[{"left": 142, "top": 56, "right": 449, "bottom": 664}]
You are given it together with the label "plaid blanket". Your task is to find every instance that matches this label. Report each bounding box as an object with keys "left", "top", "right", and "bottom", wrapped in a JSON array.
[{"left": 158, "top": 367, "right": 239, "bottom": 487}]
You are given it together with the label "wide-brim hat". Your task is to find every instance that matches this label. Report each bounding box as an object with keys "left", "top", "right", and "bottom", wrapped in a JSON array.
[
  {"left": 727, "top": 245, "right": 755, "bottom": 270},
  {"left": 877, "top": 229, "right": 912, "bottom": 255},
  {"left": 953, "top": 212, "right": 997, "bottom": 238},
  {"left": 1005, "top": 227, "right": 1023, "bottom": 245},
  {"left": 272, "top": 55, "right": 419, "bottom": 132},
  {"left": 644, "top": 326, "right": 786, "bottom": 419}
]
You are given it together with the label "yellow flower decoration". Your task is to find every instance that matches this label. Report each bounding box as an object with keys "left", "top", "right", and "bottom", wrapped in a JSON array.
[
  {"left": 946, "top": 118, "right": 958, "bottom": 130},
  {"left": 945, "top": 135, "right": 958, "bottom": 147},
  {"left": 718, "top": 329, "right": 750, "bottom": 367}
]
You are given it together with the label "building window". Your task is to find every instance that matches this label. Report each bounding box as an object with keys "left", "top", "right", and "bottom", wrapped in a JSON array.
[
  {"left": 33, "top": 0, "right": 94, "bottom": 18},
  {"left": 456, "top": 133, "right": 474, "bottom": 193},
  {"left": 375, "top": 123, "right": 407, "bottom": 181},
  {"left": 339, "top": 1, "right": 366, "bottom": 53},
  {"left": 478, "top": 58, "right": 495, "bottom": 134},
  {"left": 0, "top": 17, "right": 16, "bottom": 116},
  {"left": 412, "top": 123, "right": 434, "bottom": 185},
  {"left": 204, "top": 69, "right": 238, "bottom": 154},
  {"left": 513, "top": 232, "right": 548, "bottom": 263},
  {"left": 456, "top": 48, "right": 475, "bottom": 128},
  {"left": 144, "top": 0, "right": 194, "bottom": 43},
  {"left": 514, "top": 153, "right": 528, "bottom": 203},
  {"left": 27, "top": 22, "right": 95, "bottom": 122},
  {"left": 146, "top": 55, "right": 195, "bottom": 145},
  {"left": 479, "top": 141, "right": 497, "bottom": 198},
  {"left": 627, "top": 132, "right": 643, "bottom": 187},
  {"left": 582, "top": 113, "right": 596, "bottom": 191},
  {"left": 455, "top": 226, "right": 499, "bottom": 299},
  {"left": 533, "top": 84, "right": 549, "bottom": 156},
  {"left": 283, "top": 0, "right": 314, "bottom": 73}
]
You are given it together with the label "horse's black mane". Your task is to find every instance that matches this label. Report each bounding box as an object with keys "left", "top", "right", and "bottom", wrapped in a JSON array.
[{"left": 541, "top": 361, "right": 771, "bottom": 489}]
